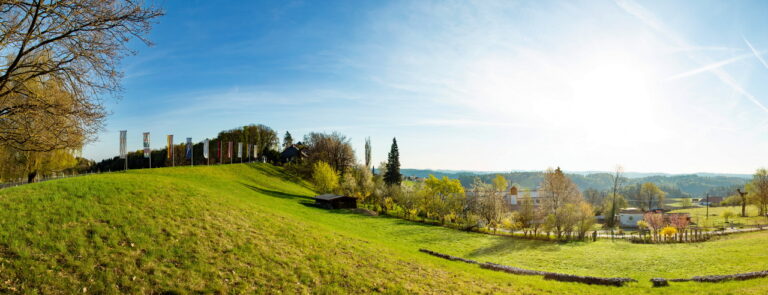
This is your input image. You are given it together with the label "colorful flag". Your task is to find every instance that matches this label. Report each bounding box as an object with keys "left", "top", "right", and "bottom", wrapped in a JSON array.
[
  {"left": 246, "top": 143, "right": 250, "bottom": 159},
  {"left": 167, "top": 135, "right": 173, "bottom": 159},
  {"left": 228, "top": 141, "right": 233, "bottom": 158},
  {"left": 203, "top": 139, "right": 209, "bottom": 159},
  {"left": 186, "top": 137, "right": 193, "bottom": 159},
  {"left": 237, "top": 142, "right": 242, "bottom": 158},
  {"left": 119, "top": 130, "right": 127, "bottom": 159},
  {"left": 143, "top": 132, "right": 150, "bottom": 158}
]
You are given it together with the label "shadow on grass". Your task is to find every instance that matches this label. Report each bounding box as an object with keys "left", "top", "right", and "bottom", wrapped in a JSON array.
[
  {"left": 466, "top": 236, "right": 563, "bottom": 258},
  {"left": 243, "top": 163, "right": 309, "bottom": 187},
  {"left": 241, "top": 183, "right": 314, "bottom": 203}
]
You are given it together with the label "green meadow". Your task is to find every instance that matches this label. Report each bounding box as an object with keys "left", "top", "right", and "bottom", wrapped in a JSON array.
[{"left": 0, "top": 163, "right": 766, "bottom": 294}]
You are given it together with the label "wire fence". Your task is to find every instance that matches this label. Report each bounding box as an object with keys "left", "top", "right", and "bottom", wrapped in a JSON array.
[
  {"left": 0, "top": 171, "right": 107, "bottom": 190},
  {"left": 0, "top": 157, "right": 269, "bottom": 190}
]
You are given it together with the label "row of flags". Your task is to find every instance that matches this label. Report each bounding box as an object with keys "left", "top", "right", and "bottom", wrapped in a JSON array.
[{"left": 119, "top": 131, "right": 260, "bottom": 162}]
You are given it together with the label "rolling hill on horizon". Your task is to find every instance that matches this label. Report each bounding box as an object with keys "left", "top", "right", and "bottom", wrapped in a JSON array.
[{"left": 400, "top": 168, "right": 749, "bottom": 198}]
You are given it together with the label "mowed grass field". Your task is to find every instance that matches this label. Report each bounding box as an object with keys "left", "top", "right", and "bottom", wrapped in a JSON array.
[
  {"left": 1, "top": 164, "right": 767, "bottom": 294},
  {"left": 670, "top": 205, "right": 768, "bottom": 227}
]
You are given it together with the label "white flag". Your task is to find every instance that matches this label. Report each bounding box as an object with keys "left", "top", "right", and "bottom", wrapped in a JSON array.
[
  {"left": 203, "top": 139, "right": 209, "bottom": 159},
  {"left": 237, "top": 142, "right": 243, "bottom": 158},
  {"left": 143, "top": 132, "right": 150, "bottom": 158},
  {"left": 119, "top": 130, "right": 127, "bottom": 159}
]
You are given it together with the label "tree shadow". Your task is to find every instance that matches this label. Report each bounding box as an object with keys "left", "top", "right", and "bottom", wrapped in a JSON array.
[
  {"left": 241, "top": 183, "right": 314, "bottom": 202},
  {"left": 243, "top": 163, "right": 308, "bottom": 186},
  {"left": 466, "top": 236, "right": 563, "bottom": 258}
]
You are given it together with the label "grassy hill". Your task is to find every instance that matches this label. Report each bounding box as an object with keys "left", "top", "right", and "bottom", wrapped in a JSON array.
[{"left": 1, "top": 164, "right": 767, "bottom": 294}]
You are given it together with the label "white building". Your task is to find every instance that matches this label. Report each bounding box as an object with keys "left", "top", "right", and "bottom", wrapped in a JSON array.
[
  {"left": 505, "top": 186, "right": 540, "bottom": 208},
  {"left": 618, "top": 208, "right": 644, "bottom": 228}
]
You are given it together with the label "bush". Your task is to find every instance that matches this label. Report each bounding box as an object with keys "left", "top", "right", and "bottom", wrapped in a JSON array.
[
  {"left": 660, "top": 226, "right": 677, "bottom": 238},
  {"left": 312, "top": 161, "right": 339, "bottom": 194}
]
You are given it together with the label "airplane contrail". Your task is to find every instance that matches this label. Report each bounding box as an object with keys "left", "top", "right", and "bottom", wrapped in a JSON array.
[
  {"left": 744, "top": 37, "right": 768, "bottom": 69},
  {"left": 668, "top": 52, "right": 760, "bottom": 80},
  {"left": 614, "top": 0, "right": 768, "bottom": 114}
]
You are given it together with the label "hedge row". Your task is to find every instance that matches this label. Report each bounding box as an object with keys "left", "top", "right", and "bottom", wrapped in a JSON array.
[
  {"left": 651, "top": 270, "right": 768, "bottom": 287},
  {"left": 420, "top": 249, "right": 636, "bottom": 287},
  {"left": 418, "top": 249, "right": 479, "bottom": 264},
  {"left": 479, "top": 262, "right": 548, "bottom": 276}
]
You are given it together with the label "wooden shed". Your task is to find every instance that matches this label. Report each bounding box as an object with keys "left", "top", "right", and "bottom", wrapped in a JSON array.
[{"left": 314, "top": 194, "right": 357, "bottom": 209}]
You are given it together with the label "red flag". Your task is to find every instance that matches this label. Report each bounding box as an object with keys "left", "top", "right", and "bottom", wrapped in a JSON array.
[{"left": 218, "top": 140, "right": 222, "bottom": 163}]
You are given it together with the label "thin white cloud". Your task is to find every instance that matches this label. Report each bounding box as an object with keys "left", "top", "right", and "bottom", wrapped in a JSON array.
[
  {"left": 744, "top": 37, "right": 768, "bottom": 69},
  {"left": 667, "top": 52, "right": 758, "bottom": 80},
  {"left": 615, "top": 0, "right": 768, "bottom": 114}
]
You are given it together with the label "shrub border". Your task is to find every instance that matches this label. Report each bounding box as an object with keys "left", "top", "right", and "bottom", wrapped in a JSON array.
[
  {"left": 651, "top": 270, "right": 768, "bottom": 287},
  {"left": 419, "top": 249, "right": 636, "bottom": 287}
]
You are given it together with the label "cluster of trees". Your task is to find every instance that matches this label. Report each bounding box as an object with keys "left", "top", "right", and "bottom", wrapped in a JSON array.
[
  {"left": 0, "top": 0, "right": 162, "bottom": 182},
  {"left": 637, "top": 212, "right": 690, "bottom": 242},
  {"left": 310, "top": 144, "right": 600, "bottom": 241}
]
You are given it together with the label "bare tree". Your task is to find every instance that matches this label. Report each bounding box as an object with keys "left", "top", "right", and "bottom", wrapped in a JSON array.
[
  {"left": 470, "top": 178, "right": 505, "bottom": 232},
  {"left": 606, "top": 165, "right": 623, "bottom": 228},
  {"left": 303, "top": 132, "right": 355, "bottom": 173},
  {"left": 0, "top": 0, "right": 163, "bottom": 151}
]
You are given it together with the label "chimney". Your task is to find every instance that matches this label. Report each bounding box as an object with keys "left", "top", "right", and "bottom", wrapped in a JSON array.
[{"left": 509, "top": 186, "right": 518, "bottom": 196}]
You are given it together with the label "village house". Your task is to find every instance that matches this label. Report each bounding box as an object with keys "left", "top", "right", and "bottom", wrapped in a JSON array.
[
  {"left": 505, "top": 186, "right": 541, "bottom": 209},
  {"left": 619, "top": 208, "right": 644, "bottom": 228},
  {"left": 279, "top": 143, "right": 307, "bottom": 163},
  {"left": 618, "top": 208, "right": 691, "bottom": 228},
  {"left": 465, "top": 185, "right": 541, "bottom": 210}
]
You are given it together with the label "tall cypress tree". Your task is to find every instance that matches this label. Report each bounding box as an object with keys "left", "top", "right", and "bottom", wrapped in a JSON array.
[
  {"left": 384, "top": 137, "right": 401, "bottom": 185},
  {"left": 283, "top": 131, "right": 293, "bottom": 148}
]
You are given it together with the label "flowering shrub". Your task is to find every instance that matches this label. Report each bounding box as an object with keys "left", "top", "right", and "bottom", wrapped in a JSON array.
[{"left": 660, "top": 226, "right": 677, "bottom": 238}]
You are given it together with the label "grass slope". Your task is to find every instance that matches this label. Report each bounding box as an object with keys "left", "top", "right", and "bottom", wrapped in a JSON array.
[{"left": 0, "top": 163, "right": 765, "bottom": 294}]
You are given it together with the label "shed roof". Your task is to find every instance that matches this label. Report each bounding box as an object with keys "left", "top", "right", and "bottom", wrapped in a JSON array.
[
  {"left": 620, "top": 208, "right": 644, "bottom": 214},
  {"left": 314, "top": 194, "right": 354, "bottom": 201}
]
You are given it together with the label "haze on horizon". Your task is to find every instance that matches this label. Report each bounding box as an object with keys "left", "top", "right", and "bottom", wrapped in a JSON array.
[{"left": 83, "top": 0, "right": 768, "bottom": 175}]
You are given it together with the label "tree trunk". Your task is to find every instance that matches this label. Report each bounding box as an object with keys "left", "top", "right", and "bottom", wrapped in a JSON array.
[
  {"left": 742, "top": 200, "right": 747, "bottom": 217},
  {"left": 27, "top": 171, "right": 37, "bottom": 183}
]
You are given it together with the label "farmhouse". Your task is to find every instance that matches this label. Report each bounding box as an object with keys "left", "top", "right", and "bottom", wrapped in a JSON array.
[
  {"left": 505, "top": 186, "right": 541, "bottom": 208},
  {"left": 619, "top": 208, "right": 644, "bottom": 228},
  {"left": 279, "top": 143, "right": 307, "bottom": 163},
  {"left": 314, "top": 194, "right": 357, "bottom": 209}
]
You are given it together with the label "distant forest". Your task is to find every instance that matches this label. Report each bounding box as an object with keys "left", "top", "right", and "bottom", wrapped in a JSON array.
[{"left": 401, "top": 169, "right": 748, "bottom": 198}]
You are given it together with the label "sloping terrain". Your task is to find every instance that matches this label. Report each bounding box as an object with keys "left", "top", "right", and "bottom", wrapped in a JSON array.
[{"left": 0, "top": 163, "right": 765, "bottom": 294}]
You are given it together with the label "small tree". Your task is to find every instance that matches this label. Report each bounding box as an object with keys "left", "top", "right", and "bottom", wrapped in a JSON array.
[
  {"left": 722, "top": 210, "right": 735, "bottom": 224},
  {"left": 312, "top": 161, "right": 339, "bottom": 194},
  {"left": 640, "top": 182, "right": 666, "bottom": 211},
  {"left": 491, "top": 174, "right": 508, "bottom": 192},
  {"left": 516, "top": 192, "right": 536, "bottom": 235},
  {"left": 575, "top": 202, "right": 596, "bottom": 240},
  {"left": 681, "top": 198, "right": 693, "bottom": 207},
  {"left": 644, "top": 212, "right": 665, "bottom": 240}
]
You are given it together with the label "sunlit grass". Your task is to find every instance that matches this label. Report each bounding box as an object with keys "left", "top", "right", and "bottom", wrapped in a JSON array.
[
  {"left": 671, "top": 205, "right": 768, "bottom": 227},
  {"left": 0, "top": 163, "right": 766, "bottom": 294}
]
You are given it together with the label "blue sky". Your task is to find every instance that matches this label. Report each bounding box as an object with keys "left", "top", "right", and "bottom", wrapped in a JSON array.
[{"left": 84, "top": 0, "right": 768, "bottom": 174}]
